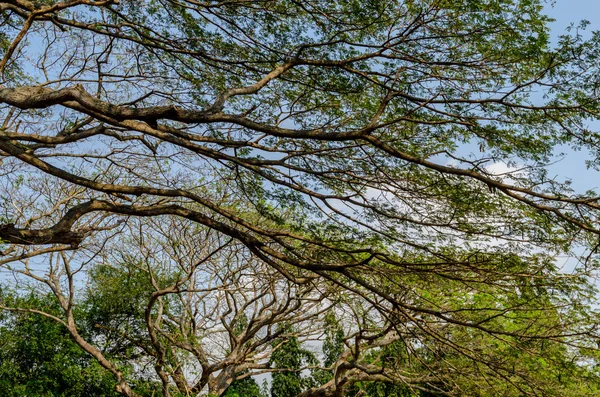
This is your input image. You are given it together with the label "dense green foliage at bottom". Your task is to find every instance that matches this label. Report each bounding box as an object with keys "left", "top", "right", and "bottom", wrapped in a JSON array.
[{"left": 0, "top": 293, "right": 118, "bottom": 397}]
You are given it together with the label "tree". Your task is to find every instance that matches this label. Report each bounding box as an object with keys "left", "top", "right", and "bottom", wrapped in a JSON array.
[
  {"left": 2, "top": 0, "right": 600, "bottom": 396},
  {"left": 222, "top": 377, "right": 266, "bottom": 397},
  {"left": 0, "top": 216, "right": 332, "bottom": 396},
  {"left": 0, "top": 291, "right": 119, "bottom": 397},
  {"left": 270, "top": 325, "right": 317, "bottom": 397}
]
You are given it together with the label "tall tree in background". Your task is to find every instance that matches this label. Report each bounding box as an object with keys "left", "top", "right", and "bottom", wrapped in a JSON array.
[
  {"left": 270, "top": 325, "right": 317, "bottom": 397},
  {"left": 0, "top": 291, "right": 119, "bottom": 397},
  {"left": 2, "top": 0, "right": 600, "bottom": 395}
]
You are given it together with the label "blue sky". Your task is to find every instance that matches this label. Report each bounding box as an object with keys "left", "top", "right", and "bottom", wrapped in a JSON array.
[
  {"left": 543, "top": 1, "right": 600, "bottom": 192},
  {"left": 547, "top": 0, "right": 595, "bottom": 36},
  {"left": 466, "top": 1, "right": 600, "bottom": 193}
]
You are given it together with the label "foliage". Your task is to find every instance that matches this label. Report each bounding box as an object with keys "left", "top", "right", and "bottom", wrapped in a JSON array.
[
  {"left": 223, "top": 377, "right": 266, "bottom": 397},
  {"left": 0, "top": 291, "right": 119, "bottom": 397},
  {"left": 270, "top": 326, "right": 318, "bottom": 397}
]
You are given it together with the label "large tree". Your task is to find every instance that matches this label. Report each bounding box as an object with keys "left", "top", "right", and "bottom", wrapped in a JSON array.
[{"left": 1, "top": 0, "right": 600, "bottom": 395}]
